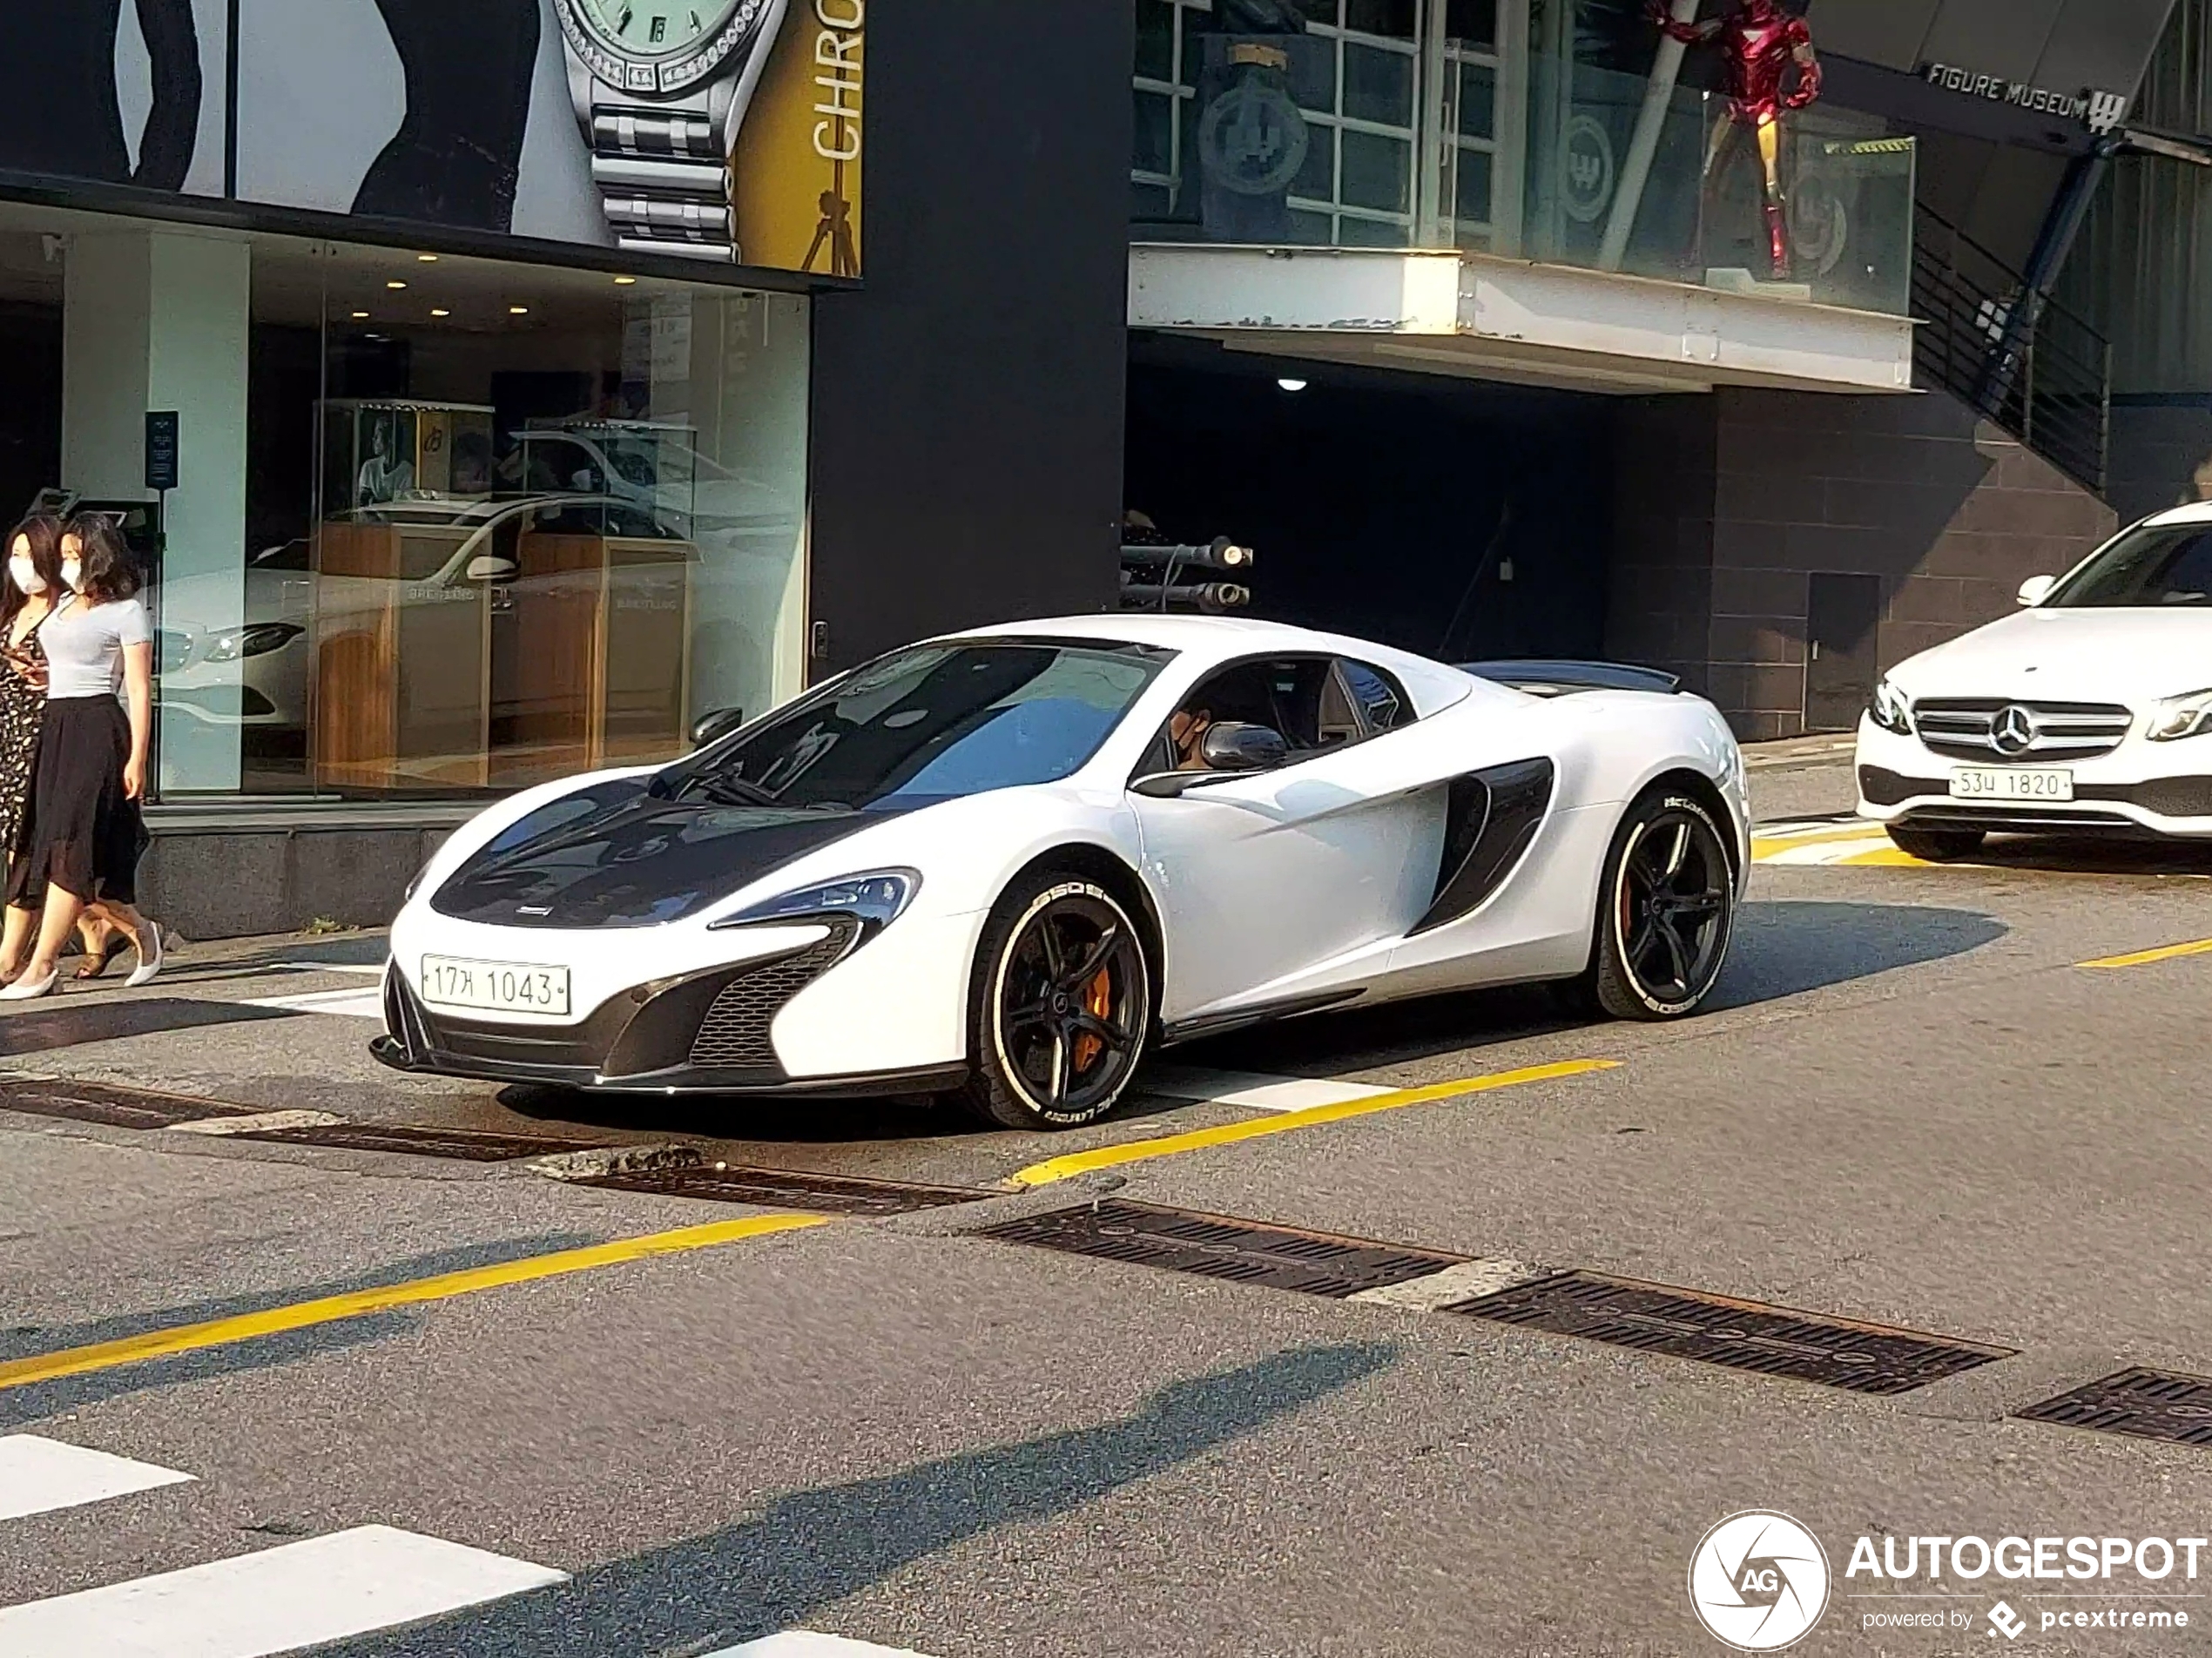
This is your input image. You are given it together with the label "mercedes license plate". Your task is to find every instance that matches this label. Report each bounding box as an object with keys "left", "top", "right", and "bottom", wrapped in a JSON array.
[
  {"left": 1948, "top": 766, "right": 2074, "bottom": 802},
  {"left": 420, "top": 955, "right": 571, "bottom": 1016}
]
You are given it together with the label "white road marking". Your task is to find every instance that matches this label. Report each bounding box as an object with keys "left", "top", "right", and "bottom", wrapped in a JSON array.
[
  {"left": 711, "top": 1635, "right": 941, "bottom": 1657},
  {"left": 165, "top": 1110, "right": 346, "bottom": 1136},
  {"left": 1141, "top": 1066, "right": 1393, "bottom": 1114},
  {"left": 272, "top": 964, "right": 386, "bottom": 978},
  {"left": 0, "top": 1436, "right": 194, "bottom": 1523},
  {"left": 243, "top": 987, "right": 385, "bottom": 1020},
  {"left": 1347, "top": 1257, "right": 1543, "bottom": 1312},
  {"left": 0, "top": 1524, "right": 565, "bottom": 1656},
  {"left": 1750, "top": 819, "right": 1915, "bottom": 866}
]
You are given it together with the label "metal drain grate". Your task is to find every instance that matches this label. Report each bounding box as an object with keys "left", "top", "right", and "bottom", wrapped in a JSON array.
[
  {"left": 974, "top": 1200, "right": 1467, "bottom": 1297},
  {"left": 2014, "top": 1369, "right": 2212, "bottom": 1446},
  {"left": 0, "top": 1076, "right": 257, "bottom": 1130},
  {"left": 578, "top": 1166, "right": 988, "bottom": 1217},
  {"left": 1447, "top": 1272, "right": 2012, "bottom": 1395},
  {"left": 237, "top": 1122, "right": 600, "bottom": 1162}
]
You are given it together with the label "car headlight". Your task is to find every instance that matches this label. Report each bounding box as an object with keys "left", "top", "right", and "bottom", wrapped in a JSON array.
[
  {"left": 2148, "top": 688, "right": 2212, "bottom": 742},
  {"left": 1868, "top": 677, "right": 1913, "bottom": 736},
  {"left": 205, "top": 622, "right": 304, "bottom": 663},
  {"left": 709, "top": 869, "right": 921, "bottom": 934}
]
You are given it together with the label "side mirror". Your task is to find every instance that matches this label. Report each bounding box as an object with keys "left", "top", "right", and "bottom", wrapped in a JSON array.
[
  {"left": 2017, "top": 574, "right": 2057, "bottom": 607},
  {"left": 1200, "top": 721, "right": 1289, "bottom": 772},
  {"left": 690, "top": 706, "right": 746, "bottom": 748},
  {"left": 464, "top": 555, "right": 518, "bottom": 583}
]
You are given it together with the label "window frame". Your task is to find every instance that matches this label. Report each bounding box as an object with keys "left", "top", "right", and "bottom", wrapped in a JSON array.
[{"left": 1130, "top": 650, "right": 1402, "bottom": 786}]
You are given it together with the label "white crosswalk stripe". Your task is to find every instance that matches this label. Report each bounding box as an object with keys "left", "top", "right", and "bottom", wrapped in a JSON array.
[
  {"left": 0, "top": 1436, "right": 193, "bottom": 1523},
  {"left": 242, "top": 986, "right": 385, "bottom": 1020},
  {"left": 1140, "top": 1065, "right": 1393, "bottom": 1114},
  {"left": 0, "top": 1433, "right": 940, "bottom": 1657},
  {"left": 0, "top": 1525, "right": 566, "bottom": 1657},
  {"left": 712, "top": 1635, "right": 941, "bottom": 1657}
]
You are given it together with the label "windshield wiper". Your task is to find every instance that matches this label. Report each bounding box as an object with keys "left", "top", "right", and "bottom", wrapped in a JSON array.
[{"left": 684, "top": 773, "right": 782, "bottom": 807}]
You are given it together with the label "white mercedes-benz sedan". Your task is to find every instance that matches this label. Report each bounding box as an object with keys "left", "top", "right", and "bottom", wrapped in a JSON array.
[
  {"left": 1858, "top": 502, "right": 2212, "bottom": 857},
  {"left": 375, "top": 615, "right": 1748, "bottom": 1128}
]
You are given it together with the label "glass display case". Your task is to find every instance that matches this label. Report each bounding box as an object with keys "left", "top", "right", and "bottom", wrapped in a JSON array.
[{"left": 320, "top": 400, "right": 496, "bottom": 514}]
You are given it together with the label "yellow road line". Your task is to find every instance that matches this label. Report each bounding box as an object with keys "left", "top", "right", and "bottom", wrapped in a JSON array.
[
  {"left": 1750, "top": 824, "right": 1888, "bottom": 853},
  {"left": 1008, "top": 1059, "right": 1619, "bottom": 1189},
  {"left": 0, "top": 1213, "right": 828, "bottom": 1393},
  {"left": 2077, "top": 937, "right": 2212, "bottom": 970}
]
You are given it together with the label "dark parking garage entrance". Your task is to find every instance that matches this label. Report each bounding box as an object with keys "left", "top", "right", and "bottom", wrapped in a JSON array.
[{"left": 1123, "top": 343, "right": 1615, "bottom": 666}]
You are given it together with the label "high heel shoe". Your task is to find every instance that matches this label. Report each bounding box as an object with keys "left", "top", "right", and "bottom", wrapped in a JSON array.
[
  {"left": 0, "top": 967, "right": 58, "bottom": 1001},
  {"left": 125, "top": 921, "right": 164, "bottom": 988}
]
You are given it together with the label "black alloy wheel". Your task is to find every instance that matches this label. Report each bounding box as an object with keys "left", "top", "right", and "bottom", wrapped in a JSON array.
[
  {"left": 1585, "top": 792, "right": 1737, "bottom": 1020},
  {"left": 964, "top": 876, "right": 1152, "bottom": 1129}
]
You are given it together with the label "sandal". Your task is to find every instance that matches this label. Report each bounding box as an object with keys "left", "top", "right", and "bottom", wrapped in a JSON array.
[{"left": 72, "top": 936, "right": 131, "bottom": 981}]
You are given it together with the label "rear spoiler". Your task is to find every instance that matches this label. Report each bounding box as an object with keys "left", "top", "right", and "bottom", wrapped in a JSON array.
[{"left": 1463, "top": 659, "right": 1683, "bottom": 697}]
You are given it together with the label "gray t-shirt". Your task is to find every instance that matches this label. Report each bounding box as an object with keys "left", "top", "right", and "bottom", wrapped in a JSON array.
[{"left": 40, "top": 596, "right": 152, "bottom": 701}]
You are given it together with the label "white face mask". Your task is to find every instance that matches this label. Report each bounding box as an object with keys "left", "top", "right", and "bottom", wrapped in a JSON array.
[
  {"left": 58, "top": 557, "right": 84, "bottom": 594},
  {"left": 6, "top": 555, "right": 43, "bottom": 596}
]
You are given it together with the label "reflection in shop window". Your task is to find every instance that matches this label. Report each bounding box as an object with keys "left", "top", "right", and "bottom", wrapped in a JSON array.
[{"left": 142, "top": 227, "right": 814, "bottom": 802}]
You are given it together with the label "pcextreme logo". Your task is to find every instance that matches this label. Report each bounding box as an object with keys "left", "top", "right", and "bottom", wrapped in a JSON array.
[{"left": 1688, "top": 1511, "right": 1832, "bottom": 1651}]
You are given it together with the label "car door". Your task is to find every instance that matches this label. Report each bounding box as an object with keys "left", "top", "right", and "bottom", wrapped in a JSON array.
[{"left": 1128, "top": 655, "right": 1440, "bottom": 1022}]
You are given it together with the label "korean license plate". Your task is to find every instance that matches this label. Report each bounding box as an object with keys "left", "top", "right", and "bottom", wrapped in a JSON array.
[
  {"left": 1948, "top": 766, "right": 2074, "bottom": 802},
  {"left": 420, "top": 955, "right": 570, "bottom": 1016}
]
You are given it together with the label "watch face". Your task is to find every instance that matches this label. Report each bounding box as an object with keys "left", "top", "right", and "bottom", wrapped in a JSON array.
[{"left": 571, "top": 0, "right": 741, "bottom": 62}]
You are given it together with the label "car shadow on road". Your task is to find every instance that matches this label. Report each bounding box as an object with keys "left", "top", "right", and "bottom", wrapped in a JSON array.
[
  {"left": 1942, "top": 834, "right": 2212, "bottom": 879},
  {"left": 498, "top": 902, "right": 2004, "bottom": 1146},
  {"left": 1175, "top": 900, "right": 2006, "bottom": 1082},
  {"left": 319, "top": 1340, "right": 1399, "bottom": 1658}
]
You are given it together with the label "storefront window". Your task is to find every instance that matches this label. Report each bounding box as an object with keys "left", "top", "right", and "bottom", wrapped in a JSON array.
[{"left": 144, "top": 226, "right": 811, "bottom": 799}]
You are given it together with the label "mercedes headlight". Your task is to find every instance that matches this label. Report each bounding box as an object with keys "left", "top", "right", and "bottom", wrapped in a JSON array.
[
  {"left": 710, "top": 869, "right": 920, "bottom": 934},
  {"left": 1869, "top": 677, "right": 1913, "bottom": 736},
  {"left": 2148, "top": 688, "right": 2212, "bottom": 742}
]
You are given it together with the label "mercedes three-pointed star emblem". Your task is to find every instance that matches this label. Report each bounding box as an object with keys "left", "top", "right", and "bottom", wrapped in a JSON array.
[{"left": 1992, "top": 704, "right": 2037, "bottom": 756}]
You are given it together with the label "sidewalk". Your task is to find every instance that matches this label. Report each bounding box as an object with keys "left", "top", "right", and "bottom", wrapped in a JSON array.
[{"left": 1742, "top": 731, "right": 1857, "bottom": 771}]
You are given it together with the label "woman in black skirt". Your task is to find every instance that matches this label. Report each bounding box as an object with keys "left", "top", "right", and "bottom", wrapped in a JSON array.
[
  {"left": 0, "top": 515, "right": 162, "bottom": 999},
  {"left": 0, "top": 516, "right": 130, "bottom": 984}
]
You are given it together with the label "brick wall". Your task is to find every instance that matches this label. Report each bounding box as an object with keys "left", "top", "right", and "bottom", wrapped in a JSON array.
[
  {"left": 1607, "top": 396, "right": 1719, "bottom": 693},
  {"left": 2108, "top": 400, "right": 2212, "bottom": 525},
  {"left": 1607, "top": 386, "right": 2118, "bottom": 740}
]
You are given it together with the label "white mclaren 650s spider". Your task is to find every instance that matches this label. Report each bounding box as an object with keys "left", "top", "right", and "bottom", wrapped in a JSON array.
[{"left": 376, "top": 616, "right": 1749, "bottom": 1129}]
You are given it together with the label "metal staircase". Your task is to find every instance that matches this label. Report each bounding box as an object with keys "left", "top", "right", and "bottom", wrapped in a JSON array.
[{"left": 1911, "top": 206, "right": 2113, "bottom": 495}]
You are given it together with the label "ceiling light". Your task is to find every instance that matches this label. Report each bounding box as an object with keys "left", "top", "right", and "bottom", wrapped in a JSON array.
[
  {"left": 349, "top": 310, "right": 369, "bottom": 320},
  {"left": 509, "top": 305, "right": 529, "bottom": 315},
  {"left": 386, "top": 280, "right": 407, "bottom": 290},
  {"left": 416, "top": 253, "right": 438, "bottom": 262},
  {"left": 430, "top": 307, "right": 450, "bottom": 318},
  {"left": 614, "top": 275, "right": 637, "bottom": 286},
  {"left": 1277, "top": 377, "right": 1309, "bottom": 393}
]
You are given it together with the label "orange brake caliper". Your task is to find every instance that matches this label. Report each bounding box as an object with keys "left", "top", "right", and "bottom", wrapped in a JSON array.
[{"left": 1072, "top": 967, "right": 1112, "bottom": 1072}]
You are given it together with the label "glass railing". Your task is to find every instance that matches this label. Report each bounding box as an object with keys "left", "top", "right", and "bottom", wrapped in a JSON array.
[{"left": 1131, "top": 41, "right": 1916, "bottom": 318}]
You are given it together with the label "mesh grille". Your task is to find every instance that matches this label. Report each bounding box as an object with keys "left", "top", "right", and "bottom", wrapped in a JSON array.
[{"left": 690, "top": 927, "right": 856, "bottom": 1070}]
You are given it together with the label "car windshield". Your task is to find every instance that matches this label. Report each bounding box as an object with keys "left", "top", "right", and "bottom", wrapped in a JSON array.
[
  {"left": 2046, "top": 523, "right": 2212, "bottom": 607},
  {"left": 664, "top": 639, "right": 1171, "bottom": 811}
]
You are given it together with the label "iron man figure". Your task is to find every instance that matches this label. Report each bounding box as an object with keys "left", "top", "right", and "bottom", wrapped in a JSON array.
[{"left": 1648, "top": 0, "right": 1823, "bottom": 279}]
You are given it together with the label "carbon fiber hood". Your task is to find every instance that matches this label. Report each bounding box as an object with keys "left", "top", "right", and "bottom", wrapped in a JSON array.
[{"left": 428, "top": 776, "right": 905, "bottom": 928}]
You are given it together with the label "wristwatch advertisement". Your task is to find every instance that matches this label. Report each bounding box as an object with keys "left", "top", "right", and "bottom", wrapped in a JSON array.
[
  {"left": 0, "top": 0, "right": 862, "bottom": 276},
  {"left": 555, "top": 0, "right": 792, "bottom": 263}
]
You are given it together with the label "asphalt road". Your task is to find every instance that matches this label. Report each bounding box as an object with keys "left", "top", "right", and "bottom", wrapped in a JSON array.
[{"left": 8, "top": 754, "right": 2212, "bottom": 1656}]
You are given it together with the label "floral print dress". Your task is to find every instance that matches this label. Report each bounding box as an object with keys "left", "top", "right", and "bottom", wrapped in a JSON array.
[{"left": 0, "top": 621, "right": 45, "bottom": 862}]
